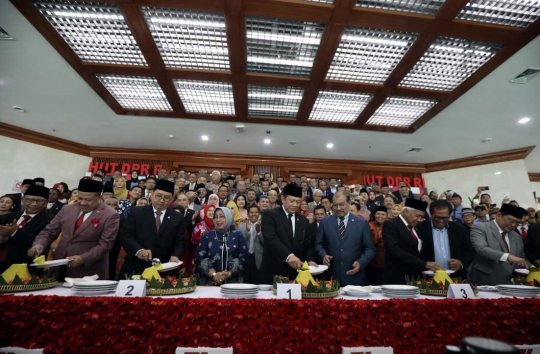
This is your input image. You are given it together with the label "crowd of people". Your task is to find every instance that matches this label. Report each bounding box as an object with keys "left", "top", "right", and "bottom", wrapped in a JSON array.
[{"left": 1, "top": 168, "right": 539, "bottom": 287}]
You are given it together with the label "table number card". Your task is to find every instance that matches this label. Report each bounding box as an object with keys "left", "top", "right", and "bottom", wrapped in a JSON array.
[
  {"left": 447, "top": 284, "right": 475, "bottom": 299},
  {"left": 343, "top": 347, "right": 393, "bottom": 354},
  {"left": 115, "top": 280, "right": 146, "bottom": 297},
  {"left": 516, "top": 344, "right": 540, "bottom": 354},
  {"left": 276, "top": 283, "right": 302, "bottom": 299},
  {"left": 175, "top": 348, "right": 233, "bottom": 354}
]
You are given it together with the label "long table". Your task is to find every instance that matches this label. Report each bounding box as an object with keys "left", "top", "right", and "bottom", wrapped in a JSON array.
[{"left": 1, "top": 286, "right": 540, "bottom": 354}]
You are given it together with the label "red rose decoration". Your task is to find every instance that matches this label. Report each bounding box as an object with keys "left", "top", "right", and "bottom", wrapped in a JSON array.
[{"left": 91, "top": 218, "right": 100, "bottom": 228}]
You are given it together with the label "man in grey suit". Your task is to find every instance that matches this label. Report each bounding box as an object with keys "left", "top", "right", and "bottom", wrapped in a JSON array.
[
  {"left": 315, "top": 192, "right": 376, "bottom": 286},
  {"left": 469, "top": 203, "right": 529, "bottom": 286},
  {"left": 238, "top": 204, "right": 263, "bottom": 284}
]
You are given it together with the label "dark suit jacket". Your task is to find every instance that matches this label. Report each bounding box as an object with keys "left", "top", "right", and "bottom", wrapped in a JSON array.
[
  {"left": 120, "top": 205, "right": 186, "bottom": 276},
  {"left": 392, "top": 191, "right": 417, "bottom": 203},
  {"left": 47, "top": 201, "right": 65, "bottom": 216},
  {"left": 0, "top": 211, "right": 54, "bottom": 273},
  {"left": 315, "top": 214, "right": 376, "bottom": 286},
  {"left": 525, "top": 223, "right": 540, "bottom": 264},
  {"left": 324, "top": 187, "right": 335, "bottom": 200},
  {"left": 183, "top": 183, "right": 198, "bottom": 192},
  {"left": 258, "top": 207, "right": 314, "bottom": 284},
  {"left": 382, "top": 217, "right": 426, "bottom": 284},
  {"left": 194, "top": 195, "right": 209, "bottom": 205},
  {"left": 305, "top": 188, "right": 314, "bottom": 203},
  {"left": 417, "top": 220, "right": 475, "bottom": 279}
]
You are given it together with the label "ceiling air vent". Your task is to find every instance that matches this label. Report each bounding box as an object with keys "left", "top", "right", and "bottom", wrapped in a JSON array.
[
  {"left": 408, "top": 147, "right": 423, "bottom": 153},
  {"left": 0, "top": 26, "right": 14, "bottom": 40},
  {"left": 510, "top": 68, "right": 540, "bottom": 84}
]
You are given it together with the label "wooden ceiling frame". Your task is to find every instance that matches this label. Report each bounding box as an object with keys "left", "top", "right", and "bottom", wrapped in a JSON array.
[{"left": 10, "top": 0, "right": 540, "bottom": 133}]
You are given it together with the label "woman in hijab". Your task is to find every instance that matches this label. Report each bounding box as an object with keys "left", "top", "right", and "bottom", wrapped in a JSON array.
[
  {"left": 192, "top": 204, "right": 216, "bottom": 246},
  {"left": 207, "top": 193, "right": 219, "bottom": 208},
  {"left": 226, "top": 200, "right": 244, "bottom": 229},
  {"left": 195, "top": 207, "right": 247, "bottom": 285},
  {"left": 114, "top": 177, "right": 129, "bottom": 201}
]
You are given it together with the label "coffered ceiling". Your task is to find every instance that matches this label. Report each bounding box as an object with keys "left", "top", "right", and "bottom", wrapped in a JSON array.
[{"left": 9, "top": 0, "right": 540, "bottom": 133}]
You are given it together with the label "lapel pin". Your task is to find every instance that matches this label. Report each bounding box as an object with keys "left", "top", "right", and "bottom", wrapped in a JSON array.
[{"left": 167, "top": 216, "right": 170, "bottom": 219}]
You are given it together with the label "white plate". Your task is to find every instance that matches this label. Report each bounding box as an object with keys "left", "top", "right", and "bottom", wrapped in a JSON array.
[
  {"left": 157, "top": 261, "right": 183, "bottom": 272},
  {"left": 73, "top": 280, "right": 118, "bottom": 287},
  {"left": 30, "top": 259, "right": 70, "bottom": 268},
  {"left": 221, "top": 293, "right": 257, "bottom": 299},
  {"left": 344, "top": 285, "right": 372, "bottom": 293},
  {"left": 422, "top": 270, "right": 455, "bottom": 276},
  {"left": 220, "top": 290, "right": 259, "bottom": 294},
  {"left": 477, "top": 286, "right": 498, "bottom": 292},
  {"left": 72, "top": 290, "right": 115, "bottom": 295},
  {"left": 73, "top": 286, "right": 118, "bottom": 290},
  {"left": 381, "top": 285, "right": 419, "bottom": 291},
  {"left": 221, "top": 283, "right": 259, "bottom": 291},
  {"left": 371, "top": 286, "right": 381, "bottom": 293},
  {"left": 343, "top": 290, "right": 370, "bottom": 297},
  {"left": 259, "top": 285, "right": 272, "bottom": 291},
  {"left": 499, "top": 292, "right": 538, "bottom": 298},
  {"left": 497, "top": 284, "right": 539, "bottom": 291},
  {"left": 382, "top": 293, "right": 418, "bottom": 299},
  {"left": 296, "top": 265, "right": 329, "bottom": 275},
  {"left": 514, "top": 269, "right": 530, "bottom": 275}
]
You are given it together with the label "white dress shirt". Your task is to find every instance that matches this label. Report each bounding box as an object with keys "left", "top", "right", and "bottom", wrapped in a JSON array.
[
  {"left": 135, "top": 207, "right": 165, "bottom": 256},
  {"left": 283, "top": 206, "right": 297, "bottom": 262},
  {"left": 399, "top": 215, "right": 422, "bottom": 252}
]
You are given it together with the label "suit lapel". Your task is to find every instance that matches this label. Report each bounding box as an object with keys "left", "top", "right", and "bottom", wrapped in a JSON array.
[
  {"left": 159, "top": 209, "right": 173, "bottom": 235},
  {"left": 343, "top": 214, "right": 356, "bottom": 241},
  {"left": 73, "top": 204, "right": 103, "bottom": 237},
  {"left": 146, "top": 205, "right": 158, "bottom": 235},
  {"left": 490, "top": 221, "right": 508, "bottom": 252},
  {"left": 278, "top": 207, "right": 293, "bottom": 242}
]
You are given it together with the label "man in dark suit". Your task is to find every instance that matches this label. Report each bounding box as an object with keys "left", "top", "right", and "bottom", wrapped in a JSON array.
[
  {"left": 258, "top": 184, "right": 315, "bottom": 284},
  {"left": 315, "top": 192, "right": 376, "bottom": 286},
  {"left": 0, "top": 185, "right": 54, "bottom": 272},
  {"left": 525, "top": 222, "right": 540, "bottom": 268},
  {"left": 120, "top": 180, "right": 186, "bottom": 276},
  {"left": 382, "top": 198, "right": 442, "bottom": 284},
  {"left": 393, "top": 181, "right": 416, "bottom": 203},
  {"left": 183, "top": 173, "right": 198, "bottom": 192},
  {"left": 46, "top": 188, "right": 65, "bottom": 216},
  {"left": 174, "top": 193, "right": 197, "bottom": 276},
  {"left": 417, "top": 200, "right": 475, "bottom": 279},
  {"left": 193, "top": 184, "right": 209, "bottom": 206}
]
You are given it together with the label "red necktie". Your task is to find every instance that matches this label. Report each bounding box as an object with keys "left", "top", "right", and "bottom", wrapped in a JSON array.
[
  {"left": 521, "top": 227, "right": 527, "bottom": 239},
  {"left": 156, "top": 211, "right": 162, "bottom": 232},
  {"left": 18, "top": 215, "right": 32, "bottom": 229},
  {"left": 407, "top": 225, "right": 418, "bottom": 244},
  {"left": 73, "top": 212, "right": 87, "bottom": 234},
  {"left": 501, "top": 232, "right": 509, "bottom": 252}
]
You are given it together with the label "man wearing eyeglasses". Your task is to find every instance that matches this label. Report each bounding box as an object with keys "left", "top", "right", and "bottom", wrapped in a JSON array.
[
  {"left": 120, "top": 179, "right": 186, "bottom": 277},
  {"left": 0, "top": 185, "right": 54, "bottom": 272},
  {"left": 416, "top": 200, "right": 475, "bottom": 280},
  {"left": 469, "top": 203, "right": 529, "bottom": 286},
  {"left": 315, "top": 192, "right": 376, "bottom": 286}
]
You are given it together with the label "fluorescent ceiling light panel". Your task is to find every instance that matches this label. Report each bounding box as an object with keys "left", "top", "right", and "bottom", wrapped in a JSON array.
[
  {"left": 327, "top": 27, "right": 418, "bottom": 84},
  {"left": 246, "top": 17, "right": 325, "bottom": 78},
  {"left": 309, "top": 91, "right": 373, "bottom": 123},
  {"left": 457, "top": 0, "right": 540, "bottom": 28},
  {"left": 141, "top": 7, "right": 230, "bottom": 71},
  {"left": 248, "top": 85, "right": 305, "bottom": 118},
  {"left": 97, "top": 75, "right": 172, "bottom": 111},
  {"left": 366, "top": 97, "right": 437, "bottom": 127},
  {"left": 174, "top": 80, "right": 235, "bottom": 115},
  {"left": 33, "top": 0, "right": 147, "bottom": 65},
  {"left": 355, "top": 0, "right": 446, "bottom": 16},
  {"left": 400, "top": 37, "right": 503, "bottom": 91}
]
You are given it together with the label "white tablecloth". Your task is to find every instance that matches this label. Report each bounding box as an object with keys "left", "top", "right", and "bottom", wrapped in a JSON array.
[{"left": 9, "top": 284, "right": 516, "bottom": 300}]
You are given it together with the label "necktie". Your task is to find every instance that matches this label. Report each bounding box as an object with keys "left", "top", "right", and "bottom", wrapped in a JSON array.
[
  {"left": 288, "top": 213, "right": 294, "bottom": 237},
  {"left": 452, "top": 209, "right": 457, "bottom": 220},
  {"left": 155, "top": 211, "right": 162, "bottom": 232},
  {"left": 501, "top": 232, "right": 509, "bottom": 252},
  {"left": 339, "top": 218, "right": 345, "bottom": 240},
  {"left": 249, "top": 222, "right": 257, "bottom": 254},
  {"left": 521, "top": 226, "right": 527, "bottom": 239},
  {"left": 407, "top": 225, "right": 418, "bottom": 244},
  {"left": 73, "top": 212, "right": 87, "bottom": 234},
  {"left": 18, "top": 215, "right": 32, "bottom": 229}
]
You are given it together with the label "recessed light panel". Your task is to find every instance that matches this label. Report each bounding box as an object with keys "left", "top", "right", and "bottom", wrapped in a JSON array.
[
  {"left": 97, "top": 75, "right": 172, "bottom": 110},
  {"left": 246, "top": 17, "right": 325, "bottom": 78},
  {"left": 174, "top": 80, "right": 235, "bottom": 115},
  {"left": 248, "top": 85, "right": 304, "bottom": 118},
  {"left": 326, "top": 27, "right": 418, "bottom": 84},
  {"left": 355, "top": 0, "right": 445, "bottom": 16},
  {"left": 142, "top": 7, "right": 229, "bottom": 71},
  {"left": 33, "top": 0, "right": 147, "bottom": 66},
  {"left": 309, "top": 91, "right": 372, "bottom": 123},
  {"left": 457, "top": 0, "right": 540, "bottom": 28},
  {"left": 400, "top": 37, "right": 503, "bottom": 91},
  {"left": 366, "top": 97, "right": 437, "bottom": 127}
]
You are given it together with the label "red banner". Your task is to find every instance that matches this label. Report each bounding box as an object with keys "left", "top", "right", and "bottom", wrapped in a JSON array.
[
  {"left": 88, "top": 162, "right": 162, "bottom": 176},
  {"left": 363, "top": 175, "right": 426, "bottom": 188}
]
